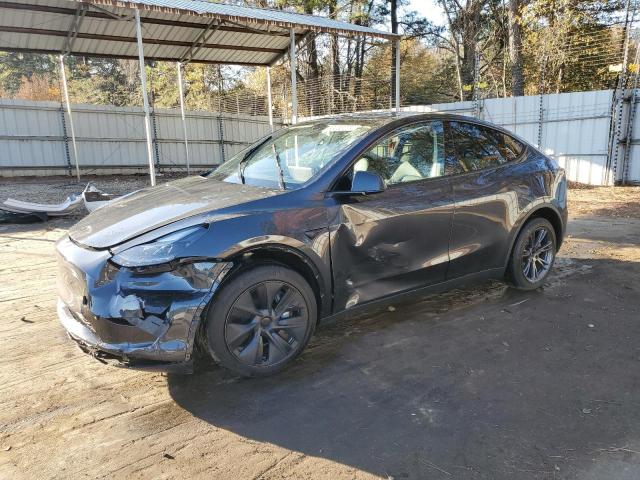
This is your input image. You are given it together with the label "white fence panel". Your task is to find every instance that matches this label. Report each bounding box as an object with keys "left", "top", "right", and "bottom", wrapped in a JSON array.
[
  {"left": 537, "top": 91, "right": 612, "bottom": 186},
  {"left": 0, "top": 99, "right": 68, "bottom": 175},
  {"left": 623, "top": 96, "right": 640, "bottom": 183},
  {"left": 1, "top": 91, "right": 638, "bottom": 184},
  {"left": 414, "top": 90, "right": 614, "bottom": 186},
  {"left": 0, "top": 99, "right": 282, "bottom": 176}
]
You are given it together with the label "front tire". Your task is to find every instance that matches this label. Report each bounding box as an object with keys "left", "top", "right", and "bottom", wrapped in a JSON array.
[
  {"left": 205, "top": 264, "right": 317, "bottom": 377},
  {"left": 507, "top": 218, "right": 557, "bottom": 290}
]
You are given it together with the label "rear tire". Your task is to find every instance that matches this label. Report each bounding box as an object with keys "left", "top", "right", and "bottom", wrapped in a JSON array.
[
  {"left": 507, "top": 218, "right": 557, "bottom": 290},
  {"left": 205, "top": 264, "right": 317, "bottom": 377}
]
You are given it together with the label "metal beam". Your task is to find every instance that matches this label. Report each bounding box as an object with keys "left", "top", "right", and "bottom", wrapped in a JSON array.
[
  {"left": 269, "top": 31, "right": 313, "bottom": 68},
  {"left": 0, "top": 46, "right": 270, "bottom": 66},
  {"left": 62, "top": 5, "right": 86, "bottom": 55},
  {"left": 86, "top": 3, "right": 132, "bottom": 21},
  {"left": 135, "top": 9, "right": 156, "bottom": 187},
  {"left": 58, "top": 54, "right": 80, "bottom": 180},
  {"left": 0, "top": 26, "right": 284, "bottom": 55},
  {"left": 222, "top": 19, "right": 291, "bottom": 37},
  {"left": 177, "top": 62, "right": 190, "bottom": 174},
  {"left": 179, "top": 19, "right": 220, "bottom": 64},
  {"left": 290, "top": 28, "right": 297, "bottom": 124},
  {"left": 395, "top": 39, "right": 401, "bottom": 113},
  {"left": 266, "top": 66, "right": 274, "bottom": 132}
]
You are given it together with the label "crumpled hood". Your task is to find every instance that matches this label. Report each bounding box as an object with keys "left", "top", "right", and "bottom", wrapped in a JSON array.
[{"left": 69, "top": 176, "right": 277, "bottom": 249}]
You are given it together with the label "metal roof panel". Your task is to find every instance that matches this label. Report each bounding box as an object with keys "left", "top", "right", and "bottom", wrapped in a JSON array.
[
  {"left": 96, "top": 0, "right": 398, "bottom": 39},
  {"left": 0, "top": 0, "right": 397, "bottom": 65}
]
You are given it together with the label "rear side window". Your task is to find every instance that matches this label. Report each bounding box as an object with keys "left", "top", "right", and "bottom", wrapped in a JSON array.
[
  {"left": 448, "top": 121, "right": 524, "bottom": 173},
  {"left": 502, "top": 133, "right": 525, "bottom": 161}
]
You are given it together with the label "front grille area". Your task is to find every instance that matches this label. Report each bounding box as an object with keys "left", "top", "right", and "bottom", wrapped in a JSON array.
[
  {"left": 56, "top": 236, "right": 153, "bottom": 344},
  {"left": 56, "top": 235, "right": 220, "bottom": 363}
]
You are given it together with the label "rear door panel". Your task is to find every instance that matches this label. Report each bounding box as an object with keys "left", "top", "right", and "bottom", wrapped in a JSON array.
[
  {"left": 447, "top": 167, "right": 522, "bottom": 278},
  {"left": 446, "top": 120, "right": 531, "bottom": 278}
]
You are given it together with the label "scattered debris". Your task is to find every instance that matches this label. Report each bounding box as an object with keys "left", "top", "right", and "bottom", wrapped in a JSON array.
[
  {"left": 502, "top": 341, "right": 510, "bottom": 347},
  {"left": 582, "top": 408, "right": 592, "bottom": 414},
  {"left": 82, "top": 183, "right": 119, "bottom": 213},
  {"left": 0, "top": 209, "right": 47, "bottom": 224},
  {"left": 596, "top": 445, "right": 640, "bottom": 455},
  {"left": 418, "top": 458, "right": 451, "bottom": 476},
  {"left": 2, "top": 446, "right": 10, "bottom": 451},
  {"left": 588, "top": 324, "right": 595, "bottom": 328},
  {"left": 591, "top": 399, "right": 619, "bottom": 405},
  {"left": 0, "top": 183, "right": 120, "bottom": 222},
  {"left": 163, "top": 453, "right": 175, "bottom": 460},
  {"left": 387, "top": 306, "right": 396, "bottom": 312},
  {"left": 20, "top": 317, "right": 34, "bottom": 324},
  {"left": 509, "top": 298, "right": 529, "bottom": 307},
  {"left": 2, "top": 194, "right": 82, "bottom": 217}
]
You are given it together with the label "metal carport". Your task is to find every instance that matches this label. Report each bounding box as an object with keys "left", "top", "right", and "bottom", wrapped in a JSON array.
[{"left": 0, "top": 0, "right": 400, "bottom": 184}]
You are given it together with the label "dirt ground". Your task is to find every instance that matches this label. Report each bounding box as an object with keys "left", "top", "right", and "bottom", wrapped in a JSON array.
[{"left": 0, "top": 178, "right": 639, "bottom": 479}]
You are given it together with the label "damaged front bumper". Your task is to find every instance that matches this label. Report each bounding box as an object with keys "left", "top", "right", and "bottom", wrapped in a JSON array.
[
  {"left": 56, "top": 235, "right": 231, "bottom": 371},
  {"left": 58, "top": 299, "right": 194, "bottom": 373}
]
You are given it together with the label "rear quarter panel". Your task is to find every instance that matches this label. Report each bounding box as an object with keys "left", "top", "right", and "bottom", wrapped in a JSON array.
[
  {"left": 448, "top": 148, "right": 566, "bottom": 278},
  {"left": 499, "top": 150, "right": 568, "bottom": 267}
]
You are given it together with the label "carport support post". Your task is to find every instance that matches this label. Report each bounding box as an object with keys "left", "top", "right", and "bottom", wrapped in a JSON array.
[
  {"left": 394, "top": 39, "right": 401, "bottom": 114},
  {"left": 266, "top": 66, "right": 274, "bottom": 132},
  {"left": 59, "top": 54, "right": 80, "bottom": 181},
  {"left": 135, "top": 9, "right": 156, "bottom": 187},
  {"left": 176, "top": 62, "right": 190, "bottom": 175},
  {"left": 289, "top": 28, "right": 298, "bottom": 124}
]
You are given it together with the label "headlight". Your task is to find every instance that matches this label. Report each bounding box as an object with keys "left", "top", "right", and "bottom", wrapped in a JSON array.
[{"left": 111, "top": 225, "right": 207, "bottom": 268}]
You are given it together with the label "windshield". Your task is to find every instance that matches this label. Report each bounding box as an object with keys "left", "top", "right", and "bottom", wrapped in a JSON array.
[{"left": 206, "top": 119, "right": 382, "bottom": 190}]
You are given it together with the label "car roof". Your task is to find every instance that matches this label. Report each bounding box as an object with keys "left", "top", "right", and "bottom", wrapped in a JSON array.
[
  {"left": 296, "top": 111, "right": 530, "bottom": 146},
  {"left": 299, "top": 111, "right": 490, "bottom": 127}
]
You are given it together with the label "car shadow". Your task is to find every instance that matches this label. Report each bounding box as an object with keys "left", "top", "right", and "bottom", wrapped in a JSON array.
[
  {"left": 167, "top": 256, "right": 640, "bottom": 478},
  {"left": 0, "top": 217, "right": 78, "bottom": 236}
]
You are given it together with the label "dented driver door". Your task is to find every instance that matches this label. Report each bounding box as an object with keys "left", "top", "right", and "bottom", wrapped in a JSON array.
[
  {"left": 328, "top": 120, "right": 455, "bottom": 312},
  {"left": 328, "top": 178, "right": 454, "bottom": 312}
]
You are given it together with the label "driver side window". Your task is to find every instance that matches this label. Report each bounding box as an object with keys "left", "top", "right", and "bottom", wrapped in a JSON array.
[{"left": 355, "top": 121, "right": 446, "bottom": 185}]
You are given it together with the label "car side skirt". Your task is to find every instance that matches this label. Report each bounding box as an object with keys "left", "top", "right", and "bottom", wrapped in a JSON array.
[{"left": 320, "top": 267, "right": 505, "bottom": 324}]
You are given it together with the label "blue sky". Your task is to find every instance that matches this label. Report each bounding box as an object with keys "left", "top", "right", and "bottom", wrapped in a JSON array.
[{"left": 408, "top": 0, "right": 446, "bottom": 27}]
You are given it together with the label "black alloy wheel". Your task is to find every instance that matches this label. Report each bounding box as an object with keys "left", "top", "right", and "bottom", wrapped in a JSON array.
[
  {"left": 521, "top": 226, "right": 554, "bottom": 283},
  {"left": 205, "top": 264, "right": 316, "bottom": 377},
  {"left": 225, "top": 280, "right": 309, "bottom": 367},
  {"left": 507, "top": 217, "right": 557, "bottom": 290}
]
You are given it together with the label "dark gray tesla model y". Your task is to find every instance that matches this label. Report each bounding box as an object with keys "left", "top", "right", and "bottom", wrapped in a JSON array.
[{"left": 57, "top": 113, "right": 567, "bottom": 376}]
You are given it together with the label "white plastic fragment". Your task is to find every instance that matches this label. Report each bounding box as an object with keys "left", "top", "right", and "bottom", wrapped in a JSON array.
[{"left": 2, "top": 194, "right": 82, "bottom": 216}]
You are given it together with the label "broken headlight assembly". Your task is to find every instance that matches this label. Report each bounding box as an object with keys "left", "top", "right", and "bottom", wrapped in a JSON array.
[{"left": 111, "top": 225, "right": 207, "bottom": 268}]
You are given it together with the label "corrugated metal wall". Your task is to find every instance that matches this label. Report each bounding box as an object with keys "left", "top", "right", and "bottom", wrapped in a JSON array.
[
  {"left": 0, "top": 99, "right": 68, "bottom": 175},
  {"left": 615, "top": 93, "right": 640, "bottom": 184},
  {"left": 403, "top": 90, "right": 616, "bottom": 186},
  {"left": 629, "top": 107, "right": 640, "bottom": 182},
  {"left": 2, "top": 90, "right": 639, "bottom": 185},
  {"left": 0, "top": 98, "right": 282, "bottom": 176}
]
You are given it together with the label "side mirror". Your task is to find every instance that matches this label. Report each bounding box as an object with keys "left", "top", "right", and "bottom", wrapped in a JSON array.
[{"left": 350, "top": 170, "right": 386, "bottom": 194}]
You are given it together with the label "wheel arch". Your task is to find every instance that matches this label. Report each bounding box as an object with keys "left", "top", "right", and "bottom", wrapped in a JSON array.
[
  {"left": 223, "top": 243, "right": 329, "bottom": 320},
  {"left": 528, "top": 206, "right": 565, "bottom": 250},
  {"left": 503, "top": 204, "right": 565, "bottom": 271}
]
